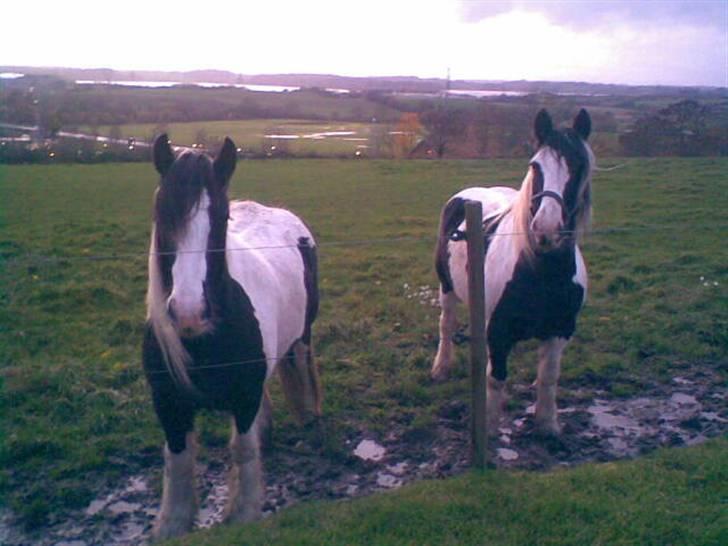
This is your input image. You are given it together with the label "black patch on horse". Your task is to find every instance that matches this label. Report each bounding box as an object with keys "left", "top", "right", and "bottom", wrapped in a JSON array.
[
  {"left": 142, "top": 275, "right": 268, "bottom": 452},
  {"left": 486, "top": 247, "right": 584, "bottom": 381},
  {"left": 435, "top": 197, "right": 466, "bottom": 293}
]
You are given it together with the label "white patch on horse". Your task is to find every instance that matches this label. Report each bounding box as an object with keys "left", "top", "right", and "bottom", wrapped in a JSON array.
[
  {"left": 168, "top": 191, "right": 211, "bottom": 335},
  {"left": 445, "top": 187, "right": 521, "bottom": 319},
  {"left": 574, "top": 246, "right": 588, "bottom": 303},
  {"left": 530, "top": 148, "right": 569, "bottom": 237},
  {"left": 226, "top": 201, "right": 312, "bottom": 377}
]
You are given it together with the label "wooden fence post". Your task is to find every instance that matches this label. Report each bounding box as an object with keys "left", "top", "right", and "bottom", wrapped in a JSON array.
[{"left": 465, "top": 200, "right": 488, "bottom": 468}]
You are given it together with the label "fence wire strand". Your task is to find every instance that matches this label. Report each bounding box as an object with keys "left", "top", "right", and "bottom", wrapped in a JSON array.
[{"left": 5, "top": 222, "right": 728, "bottom": 268}]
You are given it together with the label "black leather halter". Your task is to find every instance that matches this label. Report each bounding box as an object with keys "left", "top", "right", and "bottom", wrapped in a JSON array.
[{"left": 531, "top": 189, "right": 567, "bottom": 218}]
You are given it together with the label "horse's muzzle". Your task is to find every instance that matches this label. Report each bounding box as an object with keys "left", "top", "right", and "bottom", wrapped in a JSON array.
[
  {"left": 167, "top": 298, "right": 212, "bottom": 338},
  {"left": 534, "top": 230, "right": 571, "bottom": 253}
]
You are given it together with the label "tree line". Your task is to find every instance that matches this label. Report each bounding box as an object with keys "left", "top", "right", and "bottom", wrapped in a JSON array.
[{"left": 2, "top": 75, "right": 726, "bottom": 163}]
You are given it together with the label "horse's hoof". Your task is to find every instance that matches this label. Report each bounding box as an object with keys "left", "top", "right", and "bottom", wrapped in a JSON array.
[
  {"left": 152, "top": 518, "right": 194, "bottom": 542},
  {"left": 303, "top": 416, "right": 325, "bottom": 450},
  {"left": 223, "top": 507, "right": 262, "bottom": 525},
  {"left": 430, "top": 366, "right": 450, "bottom": 383},
  {"left": 486, "top": 416, "right": 503, "bottom": 438},
  {"left": 535, "top": 419, "right": 562, "bottom": 437}
]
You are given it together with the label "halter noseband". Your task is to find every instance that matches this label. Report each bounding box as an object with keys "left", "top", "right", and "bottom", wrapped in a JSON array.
[{"left": 531, "top": 190, "right": 566, "bottom": 214}]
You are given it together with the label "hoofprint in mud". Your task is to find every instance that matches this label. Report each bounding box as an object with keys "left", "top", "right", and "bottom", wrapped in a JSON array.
[{"left": 3, "top": 365, "right": 725, "bottom": 546}]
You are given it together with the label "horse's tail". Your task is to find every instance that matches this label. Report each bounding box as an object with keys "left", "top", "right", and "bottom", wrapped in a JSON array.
[
  {"left": 434, "top": 196, "right": 466, "bottom": 294},
  {"left": 297, "top": 236, "right": 318, "bottom": 345}
]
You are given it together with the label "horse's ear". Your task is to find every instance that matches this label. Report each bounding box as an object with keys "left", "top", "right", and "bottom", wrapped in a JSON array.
[
  {"left": 153, "top": 134, "right": 175, "bottom": 176},
  {"left": 214, "top": 137, "right": 237, "bottom": 184},
  {"left": 573, "top": 109, "right": 591, "bottom": 141},
  {"left": 534, "top": 109, "right": 553, "bottom": 146}
]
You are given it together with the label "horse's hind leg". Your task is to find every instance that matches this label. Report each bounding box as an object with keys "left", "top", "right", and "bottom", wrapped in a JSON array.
[
  {"left": 535, "top": 337, "right": 568, "bottom": 434},
  {"left": 432, "top": 288, "right": 458, "bottom": 381},
  {"left": 278, "top": 340, "right": 322, "bottom": 425},
  {"left": 152, "top": 404, "right": 198, "bottom": 541},
  {"left": 224, "top": 412, "right": 264, "bottom": 524},
  {"left": 258, "top": 387, "right": 273, "bottom": 452}
]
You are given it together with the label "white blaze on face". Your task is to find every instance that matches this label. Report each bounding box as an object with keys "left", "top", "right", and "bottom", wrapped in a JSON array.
[
  {"left": 168, "top": 191, "right": 210, "bottom": 326},
  {"left": 531, "top": 149, "right": 568, "bottom": 237}
]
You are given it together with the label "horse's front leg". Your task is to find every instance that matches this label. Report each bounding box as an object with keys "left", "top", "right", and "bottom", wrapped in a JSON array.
[
  {"left": 152, "top": 403, "right": 198, "bottom": 541},
  {"left": 432, "top": 288, "right": 458, "bottom": 381},
  {"left": 223, "top": 411, "right": 264, "bottom": 524},
  {"left": 535, "top": 337, "right": 568, "bottom": 434},
  {"left": 486, "top": 360, "right": 506, "bottom": 437}
]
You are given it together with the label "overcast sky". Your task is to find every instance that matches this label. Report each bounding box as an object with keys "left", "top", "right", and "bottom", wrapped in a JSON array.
[{"left": 2, "top": 0, "right": 726, "bottom": 87}]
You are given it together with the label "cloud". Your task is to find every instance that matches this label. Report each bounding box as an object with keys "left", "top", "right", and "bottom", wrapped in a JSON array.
[{"left": 458, "top": 0, "right": 727, "bottom": 30}]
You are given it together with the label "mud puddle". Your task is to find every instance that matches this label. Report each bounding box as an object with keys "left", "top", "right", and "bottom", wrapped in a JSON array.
[{"left": 3, "top": 366, "right": 725, "bottom": 546}]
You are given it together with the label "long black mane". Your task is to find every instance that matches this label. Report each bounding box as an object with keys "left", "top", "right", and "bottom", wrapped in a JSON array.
[{"left": 154, "top": 152, "right": 213, "bottom": 242}]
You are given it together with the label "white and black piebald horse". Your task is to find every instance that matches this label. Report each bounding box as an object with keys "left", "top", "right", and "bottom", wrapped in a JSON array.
[
  {"left": 432, "top": 109, "right": 594, "bottom": 436},
  {"left": 143, "top": 135, "right": 322, "bottom": 540}
]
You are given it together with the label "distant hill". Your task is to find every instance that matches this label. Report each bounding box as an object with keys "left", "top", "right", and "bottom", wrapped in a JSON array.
[{"left": 3, "top": 65, "right": 726, "bottom": 98}]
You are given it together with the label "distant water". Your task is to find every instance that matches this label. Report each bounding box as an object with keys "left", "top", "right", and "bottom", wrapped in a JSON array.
[
  {"left": 446, "top": 89, "right": 526, "bottom": 98},
  {"left": 73, "top": 79, "right": 535, "bottom": 98},
  {"left": 75, "top": 80, "right": 301, "bottom": 92}
]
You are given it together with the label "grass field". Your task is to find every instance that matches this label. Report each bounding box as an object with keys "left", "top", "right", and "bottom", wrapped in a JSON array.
[
  {"left": 82, "top": 119, "right": 385, "bottom": 156},
  {"left": 1, "top": 157, "right": 726, "bottom": 531}
]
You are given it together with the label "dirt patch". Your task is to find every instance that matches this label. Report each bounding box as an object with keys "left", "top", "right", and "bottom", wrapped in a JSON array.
[{"left": 3, "top": 365, "right": 725, "bottom": 546}]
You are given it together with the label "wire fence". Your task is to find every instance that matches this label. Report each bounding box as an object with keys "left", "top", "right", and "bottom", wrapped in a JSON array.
[
  {"left": 5, "top": 224, "right": 726, "bottom": 381},
  {"left": 4, "top": 155, "right": 727, "bottom": 384},
  {"left": 5, "top": 222, "right": 728, "bottom": 268}
]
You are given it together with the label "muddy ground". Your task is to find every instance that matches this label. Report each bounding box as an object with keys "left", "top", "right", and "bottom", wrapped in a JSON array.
[{"left": 2, "top": 364, "right": 725, "bottom": 546}]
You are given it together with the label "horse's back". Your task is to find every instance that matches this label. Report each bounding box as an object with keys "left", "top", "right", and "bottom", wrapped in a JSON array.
[
  {"left": 228, "top": 200, "right": 313, "bottom": 246},
  {"left": 226, "top": 200, "right": 315, "bottom": 369},
  {"left": 449, "top": 186, "right": 516, "bottom": 221}
]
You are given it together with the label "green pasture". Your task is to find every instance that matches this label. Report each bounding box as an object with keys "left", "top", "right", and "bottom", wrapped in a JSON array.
[
  {"left": 1, "top": 158, "right": 726, "bottom": 530},
  {"left": 83, "top": 119, "right": 383, "bottom": 156}
]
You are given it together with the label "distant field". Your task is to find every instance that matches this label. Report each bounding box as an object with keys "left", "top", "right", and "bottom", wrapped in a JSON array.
[
  {"left": 1, "top": 158, "right": 726, "bottom": 531},
  {"left": 81, "top": 119, "right": 387, "bottom": 156}
]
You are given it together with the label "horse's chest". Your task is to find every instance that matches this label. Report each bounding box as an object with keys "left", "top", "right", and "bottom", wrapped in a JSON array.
[
  {"left": 183, "top": 285, "right": 268, "bottom": 411},
  {"left": 490, "top": 251, "right": 584, "bottom": 342}
]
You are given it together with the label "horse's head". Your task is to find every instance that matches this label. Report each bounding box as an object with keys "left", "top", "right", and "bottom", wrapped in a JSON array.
[
  {"left": 521, "top": 109, "right": 593, "bottom": 253},
  {"left": 151, "top": 135, "right": 237, "bottom": 338}
]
